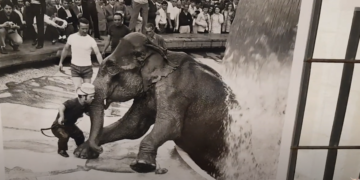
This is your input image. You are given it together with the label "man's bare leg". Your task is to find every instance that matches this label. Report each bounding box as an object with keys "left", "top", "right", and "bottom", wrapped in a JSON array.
[
  {"left": 72, "top": 77, "right": 83, "bottom": 92},
  {"left": 83, "top": 78, "right": 91, "bottom": 83}
]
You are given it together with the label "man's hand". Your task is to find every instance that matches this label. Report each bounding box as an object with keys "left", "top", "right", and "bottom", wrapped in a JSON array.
[
  {"left": 58, "top": 117, "right": 64, "bottom": 125},
  {"left": 4, "top": 22, "right": 11, "bottom": 27},
  {"left": 59, "top": 63, "right": 63, "bottom": 71}
]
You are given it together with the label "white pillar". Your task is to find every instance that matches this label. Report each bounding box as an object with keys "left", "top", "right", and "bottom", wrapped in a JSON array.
[
  {"left": 275, "top": 0, "right": 315, "bottom": 179},
  {"left": 0, "top": 108, "right": 5, "bottom": 180}
]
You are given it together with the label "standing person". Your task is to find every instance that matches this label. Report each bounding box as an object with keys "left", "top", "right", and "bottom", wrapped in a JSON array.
[
  {"left": 175, "top": 3, "right": 192, "bottom": 33},
  {"left": 25, "top": 0, "right": 46, "bottom": 49},
  {"left": 154, "top": 1, "right": 167, "bottom": 34},
  {"left": 128, "top": 0, "right": 148, "bottom": 33},
  {"left": 51, "top": 83, "right": 95, "bottom": 157},
  {"left": 102, "top": 12, "right": 130, "bottom": 55},
  {"left": 195, "top": 4, "right": 210, "bottom": 33},
  {"left": 58, "top": 18, "right": 103, "bottom": 92},
  {"left": 147, "top": 0, "right": 156, "bottom": 27},
  {"left": 209, "top": 6, "right": 223, "bottom": 34},
  {"left": 81, "top": 0, "right": 103, "bottom": 40}
]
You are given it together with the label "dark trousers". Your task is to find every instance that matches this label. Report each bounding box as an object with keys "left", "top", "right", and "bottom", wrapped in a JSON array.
[
  {"left": 45, "top": 25, "right": 59, "bottom": 40},
  {"left": 28, "top": 4, "right": 44, "bottom": 46},
  {"left": 147, "top": 15, "right": 156, "bottom": 27},
  {"left": 82, "top": 1, "right": 100, "bottom": 38},
  {"left": 51, "top": 123, "right": 85, "bottom": 151},
  {"left": 166, "top": 19, "right": 175, "bottom": 33}
]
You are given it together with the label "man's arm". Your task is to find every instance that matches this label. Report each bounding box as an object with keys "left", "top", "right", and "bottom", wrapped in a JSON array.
[
  {"left": 57, "top": 104, "right": 66, "bottom": 124},
  {"left": 59, "top": 43, "right": 71, "bottom": 70},
  {"left": 102, "top": 35, "right": 111, "bottom": 55},
  {"left": 155, "top": 11, "right": 160, "bottom": 30},
  {"left": 92, "top": 43, "right": 104, "bottom": 65}
]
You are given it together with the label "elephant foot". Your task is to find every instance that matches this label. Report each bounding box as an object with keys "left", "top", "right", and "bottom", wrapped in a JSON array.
[
  {"left": 155, "top": 167, "right": 168, "bottom": 174},
  {"left": 130, "top": 159, "right": 156, "bottom": 173},
  {"left": 73, "top": 141, "right": 100, "bottom": 159}
]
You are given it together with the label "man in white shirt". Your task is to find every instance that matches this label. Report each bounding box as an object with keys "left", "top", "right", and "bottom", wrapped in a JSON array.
[
  {"left": 167, "top": 0, "right": 180, "bottom": 33},
  {"left": 155, "top": 1, "right": 167, "bottom": 34},
  {"left": 58, "top": 18, "right": 104, "bottom": 91}
]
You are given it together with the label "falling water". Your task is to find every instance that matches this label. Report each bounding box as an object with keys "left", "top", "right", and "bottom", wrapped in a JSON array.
[{"left": 195, "top": 45, "right": 293, "bottom": 180}]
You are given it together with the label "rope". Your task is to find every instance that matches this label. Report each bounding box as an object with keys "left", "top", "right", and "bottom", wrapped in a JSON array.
[{"left": 40, "top": 126, "right": 56, "bottom": 138}]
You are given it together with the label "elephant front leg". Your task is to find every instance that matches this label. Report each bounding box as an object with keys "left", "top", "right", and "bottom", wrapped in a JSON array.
[
  {"left": 74, "top": 98, "right": 156, "bottom": 159},
  {"left": 130, "top": 87, "right": 187, "bottom": 173}
]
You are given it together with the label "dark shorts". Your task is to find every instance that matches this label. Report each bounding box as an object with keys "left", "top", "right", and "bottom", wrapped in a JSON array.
[{"left": 70, "top": 64, "right": 93, "bottom": 79}]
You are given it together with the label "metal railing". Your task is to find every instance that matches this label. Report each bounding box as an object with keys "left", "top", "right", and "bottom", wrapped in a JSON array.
[{"left": 286, "top": 1, "right": 360, "bottom": 180}]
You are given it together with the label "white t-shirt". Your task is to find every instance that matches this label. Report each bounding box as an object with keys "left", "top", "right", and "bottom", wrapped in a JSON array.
[{"left": 67, "top": 33, "right": 98, "bottom": 66}]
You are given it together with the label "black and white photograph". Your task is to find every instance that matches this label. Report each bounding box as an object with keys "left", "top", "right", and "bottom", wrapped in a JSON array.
[{"left": 1, "top": 0, "right": 359, "bottom": 180}]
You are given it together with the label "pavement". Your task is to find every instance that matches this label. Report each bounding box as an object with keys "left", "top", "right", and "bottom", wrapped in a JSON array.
[{"left": 0, "top": 52, "right": 223, "bottom": 180}]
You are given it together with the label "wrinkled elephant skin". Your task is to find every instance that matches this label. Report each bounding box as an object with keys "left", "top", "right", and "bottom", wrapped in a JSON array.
[{"left": 73, "top": 32, "right": 237, "bottom": 178}]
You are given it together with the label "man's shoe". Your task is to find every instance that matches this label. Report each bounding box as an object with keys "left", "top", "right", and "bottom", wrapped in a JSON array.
[
  {"left": 12, "top": 45, "right": 19, "bottom": 51},
  {"left": 0, "top": 46, "right": 8, "bottom": 54},
  {"left": 32, "top": 39, "right": 37, "bottom": 46},
  {"left": 58, "top": 150, "right": 69, "bottom": 157}
]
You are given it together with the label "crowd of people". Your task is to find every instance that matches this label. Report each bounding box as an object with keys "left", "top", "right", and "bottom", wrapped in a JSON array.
[{"left": 0, "top": 0, "right": 237, "bottom": 54}]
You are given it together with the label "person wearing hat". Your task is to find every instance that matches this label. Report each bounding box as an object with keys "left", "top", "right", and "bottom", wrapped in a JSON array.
[{"left": 51, "top": 82, "right": 96, "bottom": 157}]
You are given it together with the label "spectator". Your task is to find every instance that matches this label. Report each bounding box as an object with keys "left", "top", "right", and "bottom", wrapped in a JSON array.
[
  {"left": 209, "top": 6, "right": 223, "bottom": 33},
  {"left": 82, "top": 0, "right": 103, "bottom": 40},
  {"left": 0, "top": 0, "right": 23, "bottom": 54},
  {"left": 104, "top": 0, "right": 120, "bottom": 28},
  {"left": 128, "top": 0, "right": 148, "bottom": 33},
  {"left": 71, "top": 0, "right": 83, "bottom": 20},
  {"left": 123, "top": 0, "right": 131, "bottom": 26},
  {"left": 13, "top": 0, "right": 25, "bottom": 36},
  {"left": 195, "top": 4, "right": 209, "bottom": 33},
  {"left": 58, "top": 18, "right": 103, "bottom": 91},
  {"left": 33, "top": 9, "right": 67, "bottom": 44},
  {"left": 168, "top": 0, "right": 180, "bottom": 33},
  {"left": 147, "top": 0, "right": 156, "bottom": 26},
  {"left": 221, "top": 2, "right": 233, "bottom": 34},
  {"left": 144, "top": 23, "right": 165, "bottom": 49},
  {"left": 25, "top": 0, "right": 46, "bottom": 49},
  {"left": 54, "top": 0, "right": 61, "bottom": 10},
  {"left": 95, "top": 0, "right": 106, "bottom": 35},
  {"left": 102, "top": 12, "right": 130, "bottom": 55},
  {"left": 176, "top": 3, "right": 192, "bottom": 33},
  {"left": 155, "top": 1, "right": 167, "bottom": 34},
  {"left": 57, "top": 0, "right": 79, "bottom": 39}
]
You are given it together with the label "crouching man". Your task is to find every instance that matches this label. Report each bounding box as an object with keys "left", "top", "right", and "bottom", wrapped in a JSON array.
[
  {"left": 51, "top": 83, "right": 95, "bottom": 158},
  {"left": 0, "top": 0, "right": 23, "bottom": 54}
]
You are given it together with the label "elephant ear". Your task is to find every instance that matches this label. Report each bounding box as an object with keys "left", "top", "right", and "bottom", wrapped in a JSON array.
[
  {"left": 141, "top": 53, "right": 178, "bottom": 91},
  {"left": 102, "top": 60, "right": 121, "bottom": 76}
]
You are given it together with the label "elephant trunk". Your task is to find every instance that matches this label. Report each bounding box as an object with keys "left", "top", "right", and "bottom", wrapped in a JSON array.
[{"left": 88, "top": 78, "right": 107, "bottom": 154}]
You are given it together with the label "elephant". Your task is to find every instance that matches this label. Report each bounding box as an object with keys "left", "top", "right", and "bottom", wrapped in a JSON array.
[{"left": 73, "top": 32, "right": 238, "bottom": 178}]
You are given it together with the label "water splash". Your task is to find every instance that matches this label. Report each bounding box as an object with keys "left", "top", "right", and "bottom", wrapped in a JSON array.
[{"left": 196, "top": 49, "right": 292, "bottom": 179}]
